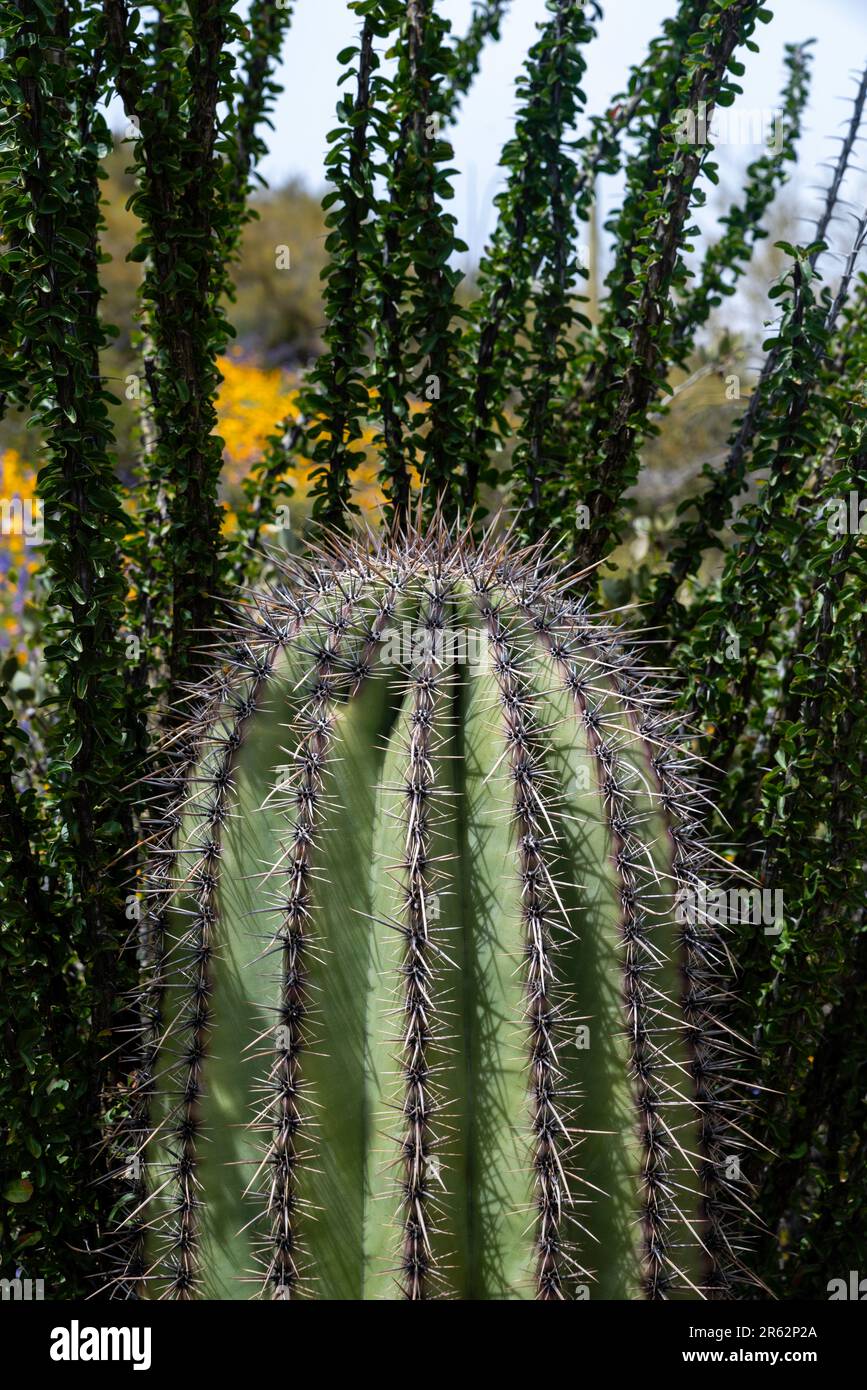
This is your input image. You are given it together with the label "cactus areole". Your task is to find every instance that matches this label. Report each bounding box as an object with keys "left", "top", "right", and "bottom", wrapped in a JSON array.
[{"left": 123, "top": 527, "right": 745, "bottom": 1301}]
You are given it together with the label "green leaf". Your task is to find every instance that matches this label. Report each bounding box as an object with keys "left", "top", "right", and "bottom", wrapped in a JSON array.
[{"left": 4, "top": 1178, "right": 33, "bottom": 1205}]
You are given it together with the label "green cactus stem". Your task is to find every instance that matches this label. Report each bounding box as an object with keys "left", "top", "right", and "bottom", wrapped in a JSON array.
[{"left": 113, "top": 526, "right": 749, "bottom": 1301}]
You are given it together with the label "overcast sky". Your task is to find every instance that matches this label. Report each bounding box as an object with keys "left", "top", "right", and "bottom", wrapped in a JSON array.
[{"left": 257, "top": 0, "right": 867, "bottom": 261}]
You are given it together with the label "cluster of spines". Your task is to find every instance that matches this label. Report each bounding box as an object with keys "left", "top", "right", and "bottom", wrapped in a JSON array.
[
  {"left": 587, "top": 620, "right": 754, "bottom": 1297},
  {"left": 107, "top": 586, "right": 318, "bottom": 1298},
  {"left": 247, "top": 577, "right": 403, "bottom": 1299},
  {"left": 473, "top": 577, "right": 585, "bottom": 1300},
  {"left": 391, "top": 575, "right": 453, "bottom": 1300},
  {"left": 510, "top": 566, "right": 752, "bottom": 1298},
  {"left": 248, "top": 593, "right": 356, "bottom": 1299},
  {"left": 641, "top": 714, "right": 756, "bottom": 1296},
  {"left": 561, "top": 627, "right": 687, "bottom": 1296},
  {"left": 151, "top": 614, "right": 306, "bottom": 1299},
  {"left": 536, "top": 591, "right": 705, "bottom": 1294}
]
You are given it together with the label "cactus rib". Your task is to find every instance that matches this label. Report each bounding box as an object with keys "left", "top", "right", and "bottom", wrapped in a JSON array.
[
  {"left": 517, "top": 580, "right": 750, "bottom": 1295},
  {"left": 253, "top": 578, "right": 403, "bottom": 1298},
  {"left": 391, "top": 576, "right": 454, "bottom": 1298},
  {"left": 474, "top": 582, "right": 582, "bottom": 1299}
]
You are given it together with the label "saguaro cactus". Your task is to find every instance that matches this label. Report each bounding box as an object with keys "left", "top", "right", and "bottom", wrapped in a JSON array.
[{"left": 118, "top": 527, "right": 746, "bottom": 1301}]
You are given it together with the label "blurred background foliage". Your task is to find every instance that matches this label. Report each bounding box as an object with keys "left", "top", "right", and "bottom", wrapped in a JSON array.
[{"left": 0, "top": 145, "right": 795, "bottom": 644}]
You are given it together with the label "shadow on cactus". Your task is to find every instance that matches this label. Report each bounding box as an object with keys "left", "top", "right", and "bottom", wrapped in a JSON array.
[{"left": 113, "top": 522, "right": 751, "bottom": 1301}]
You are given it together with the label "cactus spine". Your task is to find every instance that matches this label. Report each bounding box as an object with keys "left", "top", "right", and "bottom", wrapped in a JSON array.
[{"left": 116, "top": 527, "right": 747, "bottom": 1301}]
